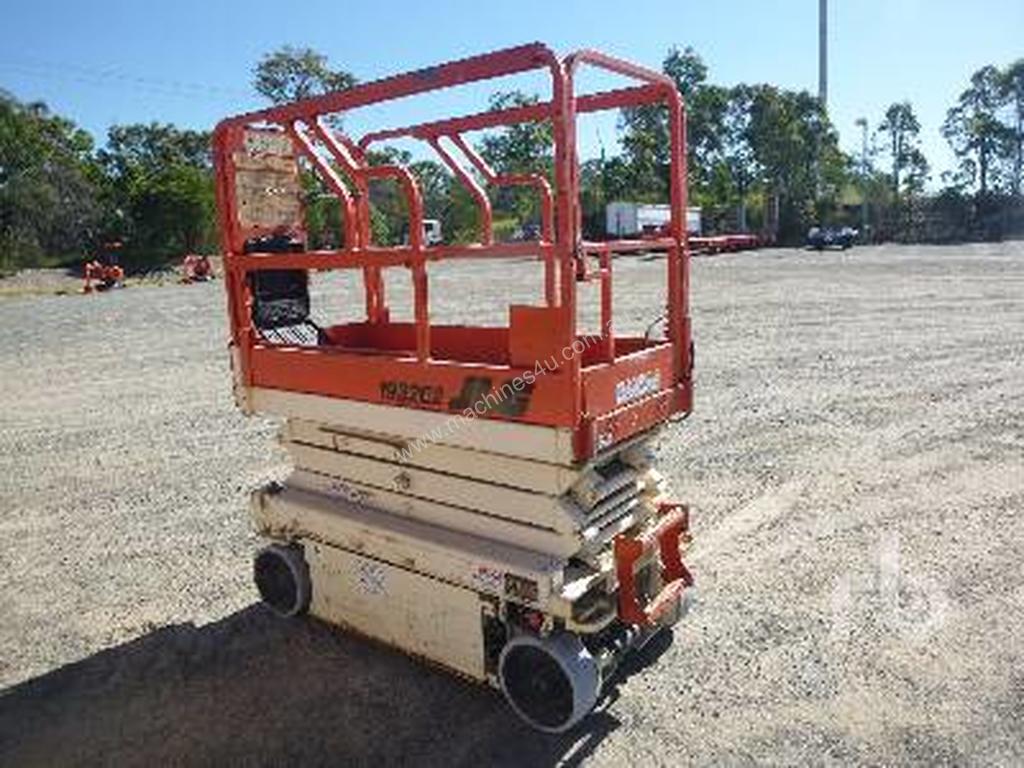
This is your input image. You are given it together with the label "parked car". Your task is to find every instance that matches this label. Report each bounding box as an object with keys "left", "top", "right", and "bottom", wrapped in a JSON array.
[
  {"left": 806, "top": 226, "right": 858, "bottom": 250},
  {"left": 511, "top": 222, "right": 541, "bottom": 241}
]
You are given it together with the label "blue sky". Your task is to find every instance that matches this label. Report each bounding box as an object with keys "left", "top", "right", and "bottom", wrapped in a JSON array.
[{"left": 2, "top": 0, "right": 1022, "bottom": 185}]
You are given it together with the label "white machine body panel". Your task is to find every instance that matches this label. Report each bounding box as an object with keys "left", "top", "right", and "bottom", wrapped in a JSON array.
[{"left": 305, "top": 539, "right": 488, "bottom": 681}]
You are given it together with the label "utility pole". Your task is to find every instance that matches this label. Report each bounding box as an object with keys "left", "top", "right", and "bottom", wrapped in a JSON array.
[
  {"left": 819, "top": 0, "right": 828, "bottom": 106},
  {"left": 813, "top": 0, "right": 829, "bottom": 220},
  {"left": 856, "top": 117, "right": 869, "bottom": 240}
]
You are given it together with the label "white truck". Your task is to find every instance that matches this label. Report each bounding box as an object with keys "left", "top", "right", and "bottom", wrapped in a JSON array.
[
  {"left": 423, "top": 218, "right": 442, "bottom": 246},
  {"left": 606, "top": 201, "right": 701, "bottom": 237}
]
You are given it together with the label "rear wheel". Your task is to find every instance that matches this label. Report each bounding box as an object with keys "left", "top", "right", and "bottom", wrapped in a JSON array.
[
  {"left": 498, "top": 633, "right": 601, "bottom": 732},
  {"left": 254, "top": 543, "right": 311, "bottom": 617}
]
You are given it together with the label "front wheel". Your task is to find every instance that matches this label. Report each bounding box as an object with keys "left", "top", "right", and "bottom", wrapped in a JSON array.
[{"left": 498, "top": 633, "right": 601, "bottom": 733}]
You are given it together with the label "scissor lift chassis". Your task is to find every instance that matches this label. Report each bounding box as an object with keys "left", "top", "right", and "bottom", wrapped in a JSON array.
[
  {"left": 248, "top": 391, "right": 691, "bottom": 731},
  {"left": 213, "top": 44, "right": 696, "bottom": 731}
]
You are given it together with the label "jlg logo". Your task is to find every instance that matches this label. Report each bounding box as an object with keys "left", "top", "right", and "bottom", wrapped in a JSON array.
[
  {"left": 448, "top": 376, "right": 534, "bottom": 417},
  {"left": 615, "top": 370, "right": 661, "bottom": 406}
]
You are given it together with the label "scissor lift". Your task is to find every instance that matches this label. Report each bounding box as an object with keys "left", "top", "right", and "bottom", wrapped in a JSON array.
[{"left": 213, "top": 42, "right": 694, "bottom": 732}]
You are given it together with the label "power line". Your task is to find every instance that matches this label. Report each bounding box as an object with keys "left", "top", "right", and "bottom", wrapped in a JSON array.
[{"left": 0, "top": 58, "right": 255, "bottom": 102}]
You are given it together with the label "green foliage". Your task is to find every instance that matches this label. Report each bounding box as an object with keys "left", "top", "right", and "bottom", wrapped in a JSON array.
[
  {"left": 867, "top": 103, "right": 928, "bottom": 237},
  {"left": 1003, "top": 59, "right": 1024, "bottom": 196},
  {"left": 11, "top": 44, "right": 1024, "bottom": 273},
  {"left": 253, "top": 46, "right": 356, "bottom": 105},
  {"left": 478, "top": 92, "right": 553, "bottom": 174},
  {"left": 1, "top": 97, "right": 215, "bottom": 272},
  {"left": 745, "top": 86, "right": 848, "bottom": 237},
  {"left": 617, "top": 46, "right": 718, "bottom": 202},
  {"left": 362, "top": 153, "right": 484, "bottom": 245},
  {"left": 491, "top": 217, "right": 519, "bottom": 242},
  {"left": 618, "top": 101, "right": 669, "bottom": 201},
  {"left": 446, "top": 185, "right": 485, "bottom": 244},
  {"left": 0, "top": 92, "right": 100, "bottom": 269},
  {"left": 477, "top": 91, "right": 554, "bottom": 226},
  {"left": 364, "top": 146, "right": 412, "bottom": 245},
  {"left": 97, "top": 122, "right": 216, "bottom": 268},
  {"left": 409, "top": 159, "right": 450, "bottom": 219},
  {"left": 942, "top": 65, "right": 1016, "bottom": 196},
  {"left": 409, "top": 159, "right": 480, "bottom": 244},
  {"left": 300, "top": 171, "right": 342, "bottom": 249},
  {"left": 614, "top": 47, "right": 849, "bottom": 241}
]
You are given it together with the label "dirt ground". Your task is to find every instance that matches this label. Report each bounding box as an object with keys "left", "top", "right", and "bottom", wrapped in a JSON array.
[
  {"left": 0, "top": 266, "right": 182, "bottom": 298},
  {"left": 1, "top": 242, "right": 1022, "bottom": 766}
]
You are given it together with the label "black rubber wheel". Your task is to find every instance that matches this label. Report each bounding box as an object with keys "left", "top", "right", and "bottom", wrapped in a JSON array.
[
  {"left": 501, "top": 644, "right": 575, "bottom": 730},
  {"left": 498, "top": 633, "right": 601, "bottom": 732},
  {"left": 254, "top": 543, "right": 310, "bottom": 617}
]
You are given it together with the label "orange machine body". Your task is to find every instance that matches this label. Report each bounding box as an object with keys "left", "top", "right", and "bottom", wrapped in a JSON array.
[{"left": 213, "top": 43, "right": 692, "bottom": 462}]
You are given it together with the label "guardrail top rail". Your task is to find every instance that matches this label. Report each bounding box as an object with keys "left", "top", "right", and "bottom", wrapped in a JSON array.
[{"left": 213, "top": 42, "right": 692, "bottom": 460}]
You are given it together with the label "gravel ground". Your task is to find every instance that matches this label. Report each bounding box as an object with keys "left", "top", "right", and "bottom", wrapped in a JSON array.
[
  {"left": 0, "top": 267, "right": 183, "bottom": 297},
  {"left": 1, "top": 243, "right": 1022, "bottom": 766},
  {"left": 0, "top": 268, "right": 84, "bottom": 296}
]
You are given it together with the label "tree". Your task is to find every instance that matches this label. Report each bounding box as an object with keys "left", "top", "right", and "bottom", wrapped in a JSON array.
[
  {"left": 578, "top": 153, "right": 638, "bottom": 238},
  {"left": 407, "top": 160, "right": 447, "bottom": 219},
  {"left": 477, "top": 92, "right": 553, "bottom": 175},
  {"left": 662, "top": 46, "right": 708, "bottom": 97},
  {"left": 406, "top": 159, "right": 480, "bottom": 244},
  {"left": 97, "top": 123, "right": 215, "bottom": 264},
  {"left": 710, "top": 84, "right": 758, "bottom": 227},
  {"left": 618, "top": 46, "right": 714, "bottom": 202},
  {"left": 249, "top": 47, "right": 358, "bottom": 247},
  {"left": 612, "top": 46, "right": 849, "bottom": 239},
  {"left": 942, "top": 66, "right": 1012, "bottom": 196},
  {"left": 253, "top": 46, "right": 356, "bottom": 104},
  {"left": 877, "top": 102, "right": 929, "bottom": 199},
  {"left": 477, "top": 91, "right": 553, "bottom": 227},
  {"left": 618, "top": 100, "right": 669, "bottom": 200},
  {"left": 362, "top": 146, "right": 412, "bottom": 245},
  {"left": 999, "top": 59, "right": 1024, "bottom": 196},
  {"left": 665, "top": 48, "right": 729, "bottom": 200},
  {"left": 0, "top": 92, "right": 100, "bottom": 270},
  {"left": 100, "top": 123, "right": 210, "bottom": 176},
  {"left": 745, "top": 86, "right": 847, "bottom": 238}
]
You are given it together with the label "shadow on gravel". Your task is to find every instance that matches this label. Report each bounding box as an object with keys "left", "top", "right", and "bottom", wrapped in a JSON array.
[{"left": 0, "top": 604, "right": 675, "bottom": 766}]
